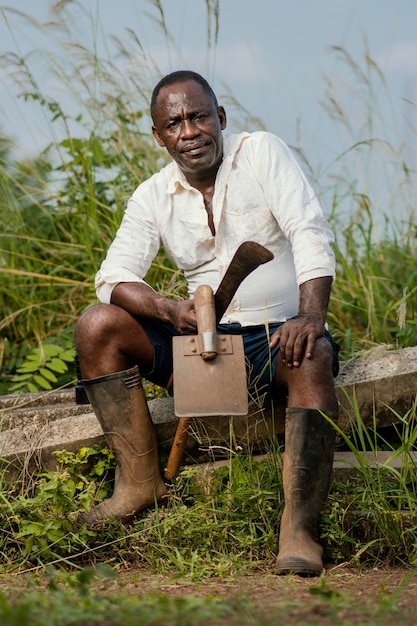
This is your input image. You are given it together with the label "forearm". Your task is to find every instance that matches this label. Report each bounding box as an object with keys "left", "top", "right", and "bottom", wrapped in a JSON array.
[
  {"left": 110, "top": 282, "right": 196, "bottom": 334},
  {"left": 111, "top": 282, "right": 177, "bottom": 323},
  {"left": 298, "top": 276, "right": 333, "bottom": 325}
]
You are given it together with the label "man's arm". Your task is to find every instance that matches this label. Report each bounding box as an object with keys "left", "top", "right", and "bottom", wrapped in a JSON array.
[
  {"left": 269, "top": 276, "right": 333, "bottom": 368},
  {"left": 111, "top": 282, "right": 197, "bottom": 334}
]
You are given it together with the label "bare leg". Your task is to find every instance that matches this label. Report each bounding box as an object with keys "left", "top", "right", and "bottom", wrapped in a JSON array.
[{"left": 273, "top": 337, "right": 338, "bottom": 412}]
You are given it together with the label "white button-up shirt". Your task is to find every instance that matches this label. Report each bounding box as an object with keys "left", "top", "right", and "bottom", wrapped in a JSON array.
[{"left": 95, "top": 131, "right": 335, "bottom": 325}]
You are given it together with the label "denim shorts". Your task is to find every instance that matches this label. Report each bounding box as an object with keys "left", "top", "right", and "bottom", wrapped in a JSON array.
[{"left": 140, "top": 320, "right": 340, "bottom": 396}]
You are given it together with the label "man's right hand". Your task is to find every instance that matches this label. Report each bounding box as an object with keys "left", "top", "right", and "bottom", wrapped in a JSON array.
[{"left": 169, "top": 299, "right": 196, "bottom": 334}]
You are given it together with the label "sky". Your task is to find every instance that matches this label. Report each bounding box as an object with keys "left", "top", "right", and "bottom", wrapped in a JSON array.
[{"left": 0, "top": 0, "right": 416, "bottom": 176}]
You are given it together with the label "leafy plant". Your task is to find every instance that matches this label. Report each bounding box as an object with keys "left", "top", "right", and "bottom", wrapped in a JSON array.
[
  {"left": 0, "top": 445, "right": 120, "bottom": 568},
  {"left": 5, "top": 471, "right": 94, "bottom": 565},
  {"left": 55, "top": 446, "right": 116, "bottom": 498},
  {"left": 9, "top": 342, "right": 76, "bottom": 393}
]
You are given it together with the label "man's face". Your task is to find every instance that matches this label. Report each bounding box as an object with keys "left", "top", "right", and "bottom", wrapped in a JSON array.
[{"left": 152, "top": 80, "right": 226, "bottom": 182}]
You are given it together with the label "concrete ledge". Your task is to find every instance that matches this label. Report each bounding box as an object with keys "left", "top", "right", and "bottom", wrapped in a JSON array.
[
  {"left": 336, "top": 346, "right": 417, "bottom": 432},
  {"left": 188, "top": 449, "right": 417, "bottom": 481},
  {"left": 1, "top": 346, "right": 416, "bottom": 476}
]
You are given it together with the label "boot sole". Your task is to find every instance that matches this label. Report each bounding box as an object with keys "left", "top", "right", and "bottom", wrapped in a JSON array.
[{"left": 275, "top": 559, "right": 323, "bottom": 577}]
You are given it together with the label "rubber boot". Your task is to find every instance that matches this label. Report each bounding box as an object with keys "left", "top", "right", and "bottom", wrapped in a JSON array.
[
  {"left": 275, "top": 407, "right": 338, "bottom": 576},
  {"left": 79, "top": 366, "right": 167, "bottom": 527}
]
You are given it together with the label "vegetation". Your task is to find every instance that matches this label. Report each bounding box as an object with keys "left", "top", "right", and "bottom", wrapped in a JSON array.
[
  {"left": 0, "top": 408, "right": 417, "bottom": 623},
  {"left": 0, "top": 1, "right": 416, "bottom": 623},
  {"left": 1, "top": 398, "right": 417, "bottom": 575}
]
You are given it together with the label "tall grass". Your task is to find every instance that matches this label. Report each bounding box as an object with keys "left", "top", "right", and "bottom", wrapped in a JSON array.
[
  {"left": 303, "top": 44, "right": 416, "bottom": 355},
  {"left": 0, "top": 1, "right": 189, "bottom": 391}
]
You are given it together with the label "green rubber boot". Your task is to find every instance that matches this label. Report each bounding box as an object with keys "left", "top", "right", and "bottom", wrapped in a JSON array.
[
  {"left": 79, "top": 366, "right": 167, "bottom": 527},
  {"left": 275, "top": 407, "right": 338, "bottom": 576}
]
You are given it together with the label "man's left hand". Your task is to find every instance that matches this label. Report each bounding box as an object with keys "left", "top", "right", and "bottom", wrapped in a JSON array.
[{"left": 269, "top": 315, "right": 325, "bottom": 368}]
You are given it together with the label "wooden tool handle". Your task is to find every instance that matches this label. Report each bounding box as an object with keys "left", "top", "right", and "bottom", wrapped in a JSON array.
[
  {"left": 164, "top": 417, "right": 192, "bottom": 480},
  {"left": 194, "top": 284, "right": 217, "bottom": 360}
]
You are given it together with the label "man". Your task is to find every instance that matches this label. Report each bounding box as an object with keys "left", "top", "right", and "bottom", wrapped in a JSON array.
[{"left": 75, "top": 70, "right": 339, "bottom": 576}]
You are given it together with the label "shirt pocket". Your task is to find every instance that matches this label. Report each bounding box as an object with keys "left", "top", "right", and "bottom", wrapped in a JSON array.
[
  {"left": 162, "top": 218, "right": 215, "bottom": 271},
  {"left": 222, "top": 203, "right": 276, "bottom": 240}
]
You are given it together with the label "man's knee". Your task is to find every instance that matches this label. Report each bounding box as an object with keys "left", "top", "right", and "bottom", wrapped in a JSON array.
[
  {"left": 75, "top": 304, "right": 121, "bottom": 347},
  {"left": 314, "top": 336, "right": 334, "bottom": 366},
  {"left": 315, "top": 335, "right": 339, "bottom": 379}
]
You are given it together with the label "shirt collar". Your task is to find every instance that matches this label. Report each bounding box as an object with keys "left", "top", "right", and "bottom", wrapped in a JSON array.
[{"left": 166, "top": 132, "right": 250, "bottom": 194}]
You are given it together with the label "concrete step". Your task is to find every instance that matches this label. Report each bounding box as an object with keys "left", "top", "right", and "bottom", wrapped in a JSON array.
[
  {"left": 1, "top": 345, "right": 416, "bottom": 478},
  {"left": 191, "top": 449, "right": 417, "bottom": 482}
]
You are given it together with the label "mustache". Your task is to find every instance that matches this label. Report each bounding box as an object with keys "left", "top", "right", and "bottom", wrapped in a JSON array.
[{"left": 181, "top": 140, "right": 209, "bottom": 152}]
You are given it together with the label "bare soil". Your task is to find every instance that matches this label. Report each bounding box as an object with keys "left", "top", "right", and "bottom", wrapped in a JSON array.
[
  {"left": 1, "top": 563, "right": 416, "bottom": 624},
  {"left": 108, "top": 563, "right": 417, "bottom": 625}
]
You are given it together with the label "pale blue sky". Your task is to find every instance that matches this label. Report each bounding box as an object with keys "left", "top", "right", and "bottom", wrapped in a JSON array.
[{"left": 1, "top": 0, "right": 416, "bottom": 174}]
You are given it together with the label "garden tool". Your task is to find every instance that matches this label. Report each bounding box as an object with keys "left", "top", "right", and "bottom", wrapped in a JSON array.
[{"left": 164, "top": 241, "right": 274, "bottom": 479}]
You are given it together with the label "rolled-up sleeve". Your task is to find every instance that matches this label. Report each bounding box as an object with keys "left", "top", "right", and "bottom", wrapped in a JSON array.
[
  {"left": 249, "top": 133, "right": 335, "bottom": 285},
  {"left": 95, "top": 197, "right": 161, "bottom": 303}
]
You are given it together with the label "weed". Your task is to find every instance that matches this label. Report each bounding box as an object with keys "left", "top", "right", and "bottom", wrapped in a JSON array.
[{"left": 321, "top": 400, "right": 417, "bottom": 566}]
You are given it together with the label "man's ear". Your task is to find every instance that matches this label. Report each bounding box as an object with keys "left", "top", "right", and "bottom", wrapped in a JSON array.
[
  {"left": 218, "top": 106, "right": 227, "bottom": 131},
  {"left": 152, "top": 125, "right": 165, "bottom": 147}
]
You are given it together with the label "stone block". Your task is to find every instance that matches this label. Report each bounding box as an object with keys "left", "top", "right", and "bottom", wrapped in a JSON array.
[{"left": 0, "top": 346, "right": 416, "bottom": 477}]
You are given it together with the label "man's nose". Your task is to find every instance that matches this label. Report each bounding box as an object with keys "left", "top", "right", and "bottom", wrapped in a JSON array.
[{"left": 180, "top": 119, "right": 198, "bottom": 138}]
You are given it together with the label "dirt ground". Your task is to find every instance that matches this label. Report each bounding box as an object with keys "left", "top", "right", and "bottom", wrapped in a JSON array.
[
  {"left": 1, "top": 563, "right": 416, "bottom": 625},
  {"left": 109, "top": 563, "right": 417, "bottom": 625}
]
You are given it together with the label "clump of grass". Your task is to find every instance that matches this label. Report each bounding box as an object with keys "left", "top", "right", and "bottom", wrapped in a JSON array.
[
  {"left": 134, "top": 451, "right": 283, "bottom": 578},
  {"left": 322, "top": 398, "right": 417, "bottom": 566}
]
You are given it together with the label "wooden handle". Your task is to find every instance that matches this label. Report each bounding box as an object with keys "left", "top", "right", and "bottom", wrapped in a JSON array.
[
  {"left": 194, "top": 284, "right": 216, "bottom": 333},
  {"left": 165, "top": 286, "right": 216, "bottom": 479},
  {"left": 164, "top": 417, "right": 192, "bottom": 480},
  {"left": 194, "top": 284, "right": 217, "bottom": 360}
]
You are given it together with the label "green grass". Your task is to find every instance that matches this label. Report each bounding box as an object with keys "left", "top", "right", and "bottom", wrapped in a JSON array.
[
  {"left": 0, "top": 401, "right": 416, "bottom": 622},
  {"left": 0, "top": 565, "right": 235, "bottom": 626},
  {"left": 0, "top": 565, "right": 416, "bottom": 626}
]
